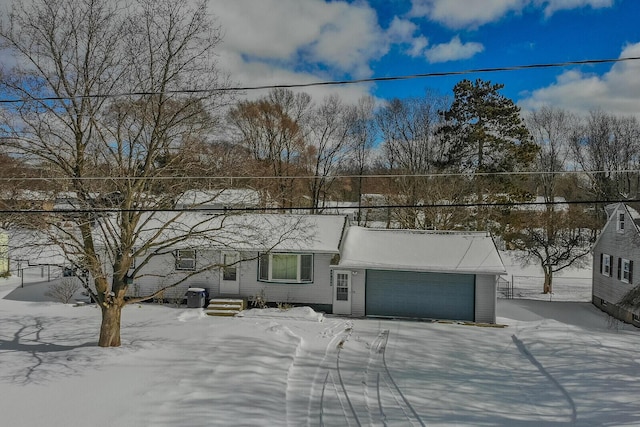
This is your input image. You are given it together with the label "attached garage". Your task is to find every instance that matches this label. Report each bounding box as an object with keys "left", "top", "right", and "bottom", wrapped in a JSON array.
[
  {"left": 338, "top": 227, "right": 506, "bottom": 323},
  {"left": 365, "top": 270, "right": 475, "bottom": 321}
]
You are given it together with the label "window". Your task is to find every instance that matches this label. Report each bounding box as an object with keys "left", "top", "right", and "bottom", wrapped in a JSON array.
[
  {"left": 335, "top": 272, "right": 350, "bottom": 301},
  {"left": 601, "top": 253, "right": 612, "bottom": 277},
  {"left": 222, "top": 252, "right": 239, "bottom": 281},
  {"left": 633, "top": 313, "right": 640, "bottom": 322},
  {"left": 175, "top": 249, "right": 196, "bottom": 271},
  {"left": 258, "top": 253, "right": 313, "bottom": 283},
  {"left": 617, "top": 211, "right": 625, "bottom": 233},
  {"left": 620, "top": 258, "right": 633, "bottom": 284}
]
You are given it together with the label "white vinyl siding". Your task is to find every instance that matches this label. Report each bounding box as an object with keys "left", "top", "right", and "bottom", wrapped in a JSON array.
[
  {"left": 259, "top": 253, "right": 313, "bottom": 283},
  {"left": 475, "top": 275, "right": 497, "bottom": 324}
]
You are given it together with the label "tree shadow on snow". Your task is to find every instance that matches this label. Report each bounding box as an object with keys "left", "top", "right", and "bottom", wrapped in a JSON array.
[{"left": 0, "top": 315, "right": 97, "bottom": 385}]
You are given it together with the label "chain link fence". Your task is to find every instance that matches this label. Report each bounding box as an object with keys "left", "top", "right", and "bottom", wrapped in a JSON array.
[{"left": 498, "top": 275, "right": 592, "bottom": 302}]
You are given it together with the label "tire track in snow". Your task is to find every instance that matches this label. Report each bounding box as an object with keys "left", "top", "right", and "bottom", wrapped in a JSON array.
[
  {"left": 307, "top": 320, "right": 360, "bottom": 427},
  {"left": 364, "top": 330, "right": 425, "bottom": 427}
]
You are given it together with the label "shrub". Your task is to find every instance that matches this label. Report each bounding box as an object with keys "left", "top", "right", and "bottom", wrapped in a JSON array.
[
  {"left": 45, "top": 278, "right": 82, "bottom": 304},
  {"left": 250, "top": 289, "right": 267, "bottom": 309}
]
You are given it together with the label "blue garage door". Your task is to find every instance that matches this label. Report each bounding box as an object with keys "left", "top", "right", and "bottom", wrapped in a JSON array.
[{"left": 366, "top": 270, "right": 475, "bottom": 321}]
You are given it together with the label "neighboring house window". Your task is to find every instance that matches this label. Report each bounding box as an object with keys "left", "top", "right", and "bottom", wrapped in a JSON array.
[
  {"left": 617, "top": 212, "right": 625, "bottom": 233},
  {"left": 633, "top": 313, "right": 640, "bottom": 322},
  {"left": 618, "top": 258, "right": 633, "bottom": 284},
  {"left": 601, "top": 253, "right": 612, "bottom": 277},
  {"left": 258, "top": 253, "right": 313, "bottom": 283},
  {"left": 175, "top": 249, "right": 196, "bottom": 271},
  {"left": 222, "top": 251, "right": 239, "bottom": 281}
]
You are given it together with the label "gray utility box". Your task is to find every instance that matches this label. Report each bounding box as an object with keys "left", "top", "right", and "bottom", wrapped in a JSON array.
[{"left": 186, "top": 287, "right": 207, "bottom": 308}]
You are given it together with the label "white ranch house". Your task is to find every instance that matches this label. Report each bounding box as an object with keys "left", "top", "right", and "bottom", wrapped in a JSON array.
[{"left": 119, "top": 213, "right": 505, "bottom": 323}]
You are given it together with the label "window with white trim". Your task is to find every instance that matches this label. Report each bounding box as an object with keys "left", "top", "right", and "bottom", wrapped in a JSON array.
[
  {"left": 601, "top": 253, "right": 612, "bottom": 277},
  {"left": 617, "top": 211, "right": 625, "bottom": 233},
  {"left": 621, "top": 258, "right": 633, "bottom": 284},
  {"left": 258, "top": 253, "right": 313, "bottom": 283},
  {"left": 175, "top": 249, "right": 196, "bottom": 271}
]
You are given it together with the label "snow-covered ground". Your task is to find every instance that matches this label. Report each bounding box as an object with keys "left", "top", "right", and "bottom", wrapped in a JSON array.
[
  {"left": 500, "top": 251, "right": 593, "bottom": 302},
  {"left": 2, "top": 258, "right": 639, "bottom": 427}
]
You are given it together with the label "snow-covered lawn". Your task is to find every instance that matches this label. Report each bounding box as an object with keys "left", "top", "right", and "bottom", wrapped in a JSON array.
[{"left": 1, "top": 268, "right": 639, "bottom": 427}]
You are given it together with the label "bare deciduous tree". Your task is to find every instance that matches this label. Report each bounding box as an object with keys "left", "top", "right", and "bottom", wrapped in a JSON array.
[
  {"left": 344, "top": 96, "right": 376, "bottom": 224},
  {"left": 571, "top": 110, "right": 640, "bottom": 207},
  {"left": 228, "top": 88, "right": 312, "bottom": 210},
  {"left": 0, "top": 0, "right": 259, "bottom": 347},
  {"left": 503, "top": 106, "right": 598, "bottom": 293},
  {"left": 303, "top": 94, "right": 351, "bottom": 213},
  {"left": 376, "top": 93, "right": 452, "bottom": 228}
]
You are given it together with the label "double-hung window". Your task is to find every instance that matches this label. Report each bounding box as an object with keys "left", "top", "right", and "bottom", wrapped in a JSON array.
[
  {"left": 175, "top": 249, "right": 196, "bottom": 271},
  {"left": 259, "top": 253, "right": 313, "bottom": 283},
  {"left": 601, "top": 253, "right": 612, "bottom": 277},
  {"left": 617, "top": 212, "right": 625, "bottom": 233},
  {"left": 620, "top": 258, "right": 633, "bottom": 284}
]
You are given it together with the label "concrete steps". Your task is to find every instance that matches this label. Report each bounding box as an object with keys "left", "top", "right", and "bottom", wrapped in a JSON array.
[{"left": 206, "top": 298, "right": 246, "bottom": 316}]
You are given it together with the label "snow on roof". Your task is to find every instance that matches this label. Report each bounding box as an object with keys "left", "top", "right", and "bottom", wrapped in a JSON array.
[
  {"left": 175, "top": 189, "right": 262, "bottom": 208},
  {"left": 8, "top": 229, "right": 68, "bottom": 266},
  {"left": 339, "top": 226, "right": 506, "bottom": 274},
  {"left": 100, "top": 213, "right": 346, "bottom": 253},
  {"left": 520, "top": 196, "right": 569, "bottom": 211}
]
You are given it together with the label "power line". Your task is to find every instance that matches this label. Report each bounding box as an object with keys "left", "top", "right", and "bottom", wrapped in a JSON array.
[
  {"left": 0, "top": 198, "right": 629, "bottom": 215},
  {"left": 0, "top": 56, "right": 639, "bottom": 104},
  {"left": 1, "top": 169, "right": 640, "bottom": 181}
]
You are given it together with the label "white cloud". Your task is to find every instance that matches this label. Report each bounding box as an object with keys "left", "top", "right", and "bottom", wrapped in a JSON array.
[
  {"left": 518, "top": 42, "right": 640, "bottom": 118},
  {"left": 536, "top": 0, "right": 614, "bottom": 17},
  {"left": 387, "top": 16, "right": 420, "bottom": 43},
  {"left": 408, "top": 36, "right": 430, "bottom": 58},
  {"left": 409, "top": 0, "right": 528, "bottom": 29},
  {"left": 208, "top": 0, "right": 387, "bottom": 102},
  {"left": 385, "top": 17, "right": 429, "bottom": 58},
  {"left": 425, "top": 36, "right": 484, "bottom": 63},
  {"left": 216, "top": 47, "right": 375, "bottom": 104},
  {"left": 210, "top": 0, "right": 386, "bottom": 77},
  {"left": 409, "top": 0, "right": 613, "bottom": 28}
]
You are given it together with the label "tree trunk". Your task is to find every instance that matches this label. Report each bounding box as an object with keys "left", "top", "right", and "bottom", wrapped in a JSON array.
[
  {"left": 99, "top": 303, "right": 123, "bottom": 347},
  {"left": 543, "top": 268, "right": 553, "bottom": 294}
]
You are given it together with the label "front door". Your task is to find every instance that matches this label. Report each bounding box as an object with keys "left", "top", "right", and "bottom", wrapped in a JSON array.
[
  {"left": 333, "top": 270, "right": 352, "bottom": 315},
  {"left": 220, "top": 251, "right": 240, "bottom": 295}
]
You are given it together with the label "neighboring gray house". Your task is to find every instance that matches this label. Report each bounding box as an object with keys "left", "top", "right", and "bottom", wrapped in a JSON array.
[
  {"left": 592, "top": 203, "right": 640, "bottom": 326},
  {"left": 110, "top": 214, "right": 505, "bottom": 322},
  {"left": 336, "top": 227, "right": 505, "bottom": 323}
]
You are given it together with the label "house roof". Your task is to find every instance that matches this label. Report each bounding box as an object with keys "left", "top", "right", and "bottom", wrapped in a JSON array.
[
  {"left": 100, "top": 212, "right": 347, "bottom": 254},
  {"left": 339, "top": 226, "right": 506, "bottom": 275},
  {"left": 175, "top": 189, "right": 263, "bottom": 208},
  {"left": 593, "top": 202, "right": 640, "bottom": 249}
]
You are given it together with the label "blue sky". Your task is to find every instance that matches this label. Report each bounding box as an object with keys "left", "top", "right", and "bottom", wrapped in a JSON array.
[{"left": 208, "top": 0, "right": 640, "bottom": 117}]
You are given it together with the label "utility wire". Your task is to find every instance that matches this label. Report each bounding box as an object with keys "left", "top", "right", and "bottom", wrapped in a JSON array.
[
  {"left": 0, "top": 56, "right": 639, "bottom": 104},
  {"left": 0, "top": 198, "right": 629, "bottom": 215},
  {"left": 0, "top": 169, "right": 639, "bottom": 181}
]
